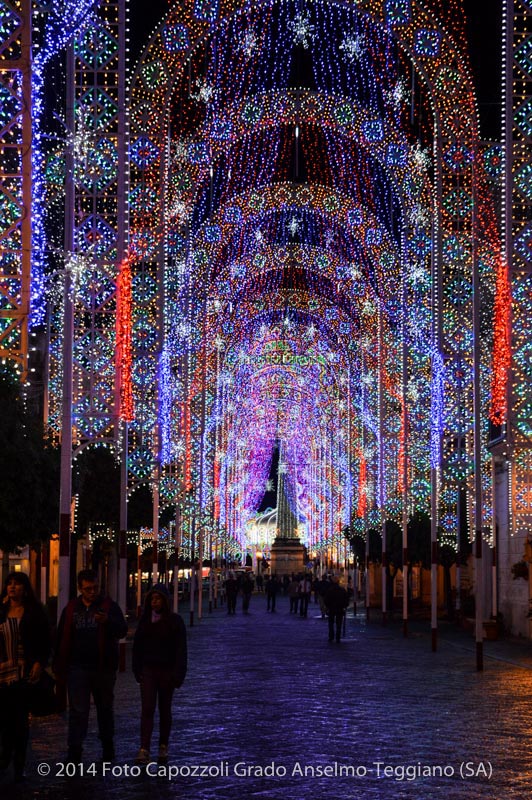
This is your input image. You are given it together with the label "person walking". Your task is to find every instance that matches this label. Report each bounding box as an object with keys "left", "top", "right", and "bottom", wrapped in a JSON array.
[
  {"left": 265, "top": 575, "right": 280, "bottom": 612},
  {"left": 316, "top": 575, "right": 331, "bottom": 619},
  {"left": 298, "top": 574, "right": 312, "bottom": 618},
  {"left": 241, "top": 573, "right": 254, "bottom": 614},
  {"left": 324, "top": 576, "right": 349, "bottom": 642},
  {"left": 288, "top": 575, "right": 300, "bottom": 614},
  {"left": 132, "top": 584, "right": 187, "bottom": 763},
  {"left": 0, "top": 572, "right": 51, "bottom": 782},
  {"left": 54, "top": 569, "right": 127, "bottom": 762},
  {"left": 225, "top": 573, "right": 238, "bottom": 615}
]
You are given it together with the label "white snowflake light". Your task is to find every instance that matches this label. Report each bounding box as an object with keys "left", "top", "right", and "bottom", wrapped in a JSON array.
[
  {"left": 287, "top": 216, "right": 301, "bottom": 237},
  {"left": 409, "top": 203, "right": 431, "bottom": 228},
  {"left": 363, "top": 484, "right": 375, "bottom": 501},
  {"left": 175, "top": 258, "right": 187, "bottom": 276},
  {"left": 62, "top": 250, "right": 94, "bottom": 298},
  {"left": 386, "top": 78, "right": 408, "bottom": 110},
  {"left": 411, "top": 142, "right": 431, "bottom": 172},
  {"left": 190, "top": 78, "right": 214, "bottom": 105},
  {"left": 350, "top": 263, "right": 362, "bottom": 281},
  {"left": 174, "top": 440, "right": 186, "bottom": 458},
  {"left": 339, "top": 33, "right": 365, "bottom": 63},
  {"left": 361, "top": 299, "right": 375, "bottom": 316},
  {"left": 409, "top": 264, "right": 430, "bottom": 286},
  {"left": 166, "top": 195, "right": 188, "bottom": 223},
  {"left": 235, "top": 27, "right": 258, "bottom": 59},
  {"left": 172, "top": 139, "right": 189, "bottom": 165},
  {"left": 407, "top": 380, "right": 420, "bottom": 404},
  {"left": 56, "top": 109, "right": 99, "bottom": 183},
  {"left": 289, "top": 13, "right": 316, "bottom": 49},
  {"left": 176, "top": 321, "right": 190, "bottom": 339}
]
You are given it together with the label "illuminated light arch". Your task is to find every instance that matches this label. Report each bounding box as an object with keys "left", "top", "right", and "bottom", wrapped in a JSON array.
[
  {"left": 185, "top": 182, "right": 412, "bottom": 283},
  {"left": 180, "top": 263, "right": 404, "bottom": 536},
  {"left": 162, "top": 88, "right": 433, "bottom": 231},
  {"left": 160, "top": 173, "right": 431, "bottom": 527},
  {"left": 124, "top": 0, "right": 500, "bottom": 555}
]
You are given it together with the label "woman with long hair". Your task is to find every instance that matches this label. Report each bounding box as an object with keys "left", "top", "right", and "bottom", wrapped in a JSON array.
[
  {"left": 132, "top": 583, "right": 187, "bottom": 763},
  {"left": 0, "top": 571, "right": 51, "bottom": 782}
]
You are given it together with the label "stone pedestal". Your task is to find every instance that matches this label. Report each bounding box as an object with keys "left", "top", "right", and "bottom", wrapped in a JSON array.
[{"left": 270, "top": 537, "right": 306, "bottom": 577}]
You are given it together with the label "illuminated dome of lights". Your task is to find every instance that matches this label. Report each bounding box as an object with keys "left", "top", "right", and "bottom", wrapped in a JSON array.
[{"left": 28, "top": 0, "right": 506, "bottom": 566}]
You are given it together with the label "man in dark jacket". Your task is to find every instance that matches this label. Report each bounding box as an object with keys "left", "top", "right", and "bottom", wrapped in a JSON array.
[
  {"left": 225, "top": 573, "right": 238, "bottom": 615},
  {"left": 324, "top": 576, "right": 349, "bottom": 643},
  {"left": 265, "top": 575, "right": 280, "bottom": 612},
  {"left": 54, "top": 569, "right": 127, "bottom": 762}
]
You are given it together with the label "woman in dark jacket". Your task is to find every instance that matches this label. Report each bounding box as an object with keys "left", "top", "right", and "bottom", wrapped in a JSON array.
[
  {"left": 132, "top": 584, "right": 187, "bottom": 763},
  {"left": 0, "top": 571, "right": 51, "bottom": 782}
]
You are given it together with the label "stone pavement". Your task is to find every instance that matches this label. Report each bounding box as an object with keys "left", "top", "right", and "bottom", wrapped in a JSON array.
[{"left": 3, "top": 592, "right": 532, "bottom": 800}]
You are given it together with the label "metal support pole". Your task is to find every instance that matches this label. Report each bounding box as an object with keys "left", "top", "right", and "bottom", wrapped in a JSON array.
[
  {"left": 58, "top": 44, "right": 75, "bottom": 621},
  {"left": 173, "top": 499, "right": 181, "bottom": 613},
  {"left": 137, "top": 539, "right": 142, "bottom": 616},
  {"left": 198, "top": 526, "right": 204, "bottom": 620},
  {"left": 117, "top": 422, "right": 128, "bottom": 671},
  {"left": 381, "top": 520, "right": 387, "bottom": 624},
  {"left": 472, "top": 146, "right": 484, "bottom": 670},
  {"left": 118, "top": 423, "right": 128, "bottom": 612},
  {"left": 402, "top": 278, "right": 409, "bottom": 639},
  {"left": 491, "top": 456, "right": 498, "bottom": 620},
  {"left": 365, "top": 522, "right": 370, "bottom": 621},
  {"left": 430, "top": 494, "right": 438, "bottom": 652},
  {"left": 152, "top": 469, "right": 160, "bottom": 586}
]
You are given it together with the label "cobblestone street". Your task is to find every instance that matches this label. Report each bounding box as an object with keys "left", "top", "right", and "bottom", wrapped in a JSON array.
[{"left": 3, "top": 593, "right": 532, "bottom": 799}]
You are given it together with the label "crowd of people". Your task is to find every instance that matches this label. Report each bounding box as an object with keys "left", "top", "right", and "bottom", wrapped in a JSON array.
[
  {"left": 0, "top": 569, "right": 187, "bottom": 783},
  {"left": 224, "top": 571, "right": 351, "bottom": 640},
  {"left": 0, "top": 566, "right": 351, "bottom": 783}
]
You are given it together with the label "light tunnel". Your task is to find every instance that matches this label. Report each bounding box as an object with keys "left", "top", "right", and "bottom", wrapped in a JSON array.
[{"left": 101, "top": 0, "right": 500, "bottom": 562}]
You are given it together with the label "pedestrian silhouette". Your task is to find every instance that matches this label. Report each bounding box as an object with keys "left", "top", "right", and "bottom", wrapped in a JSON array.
[
  {"left": 132, "top": 583, "right": 187, "bottom": 763},
  {"left": 54, "top": 569, "right": 127, "bottom": 762},
  {"left": 0, "top": 572, "right": 51, "bottom": 782},
  {"left": 324, "top": 576, "right": 349, "bottom": 642}
]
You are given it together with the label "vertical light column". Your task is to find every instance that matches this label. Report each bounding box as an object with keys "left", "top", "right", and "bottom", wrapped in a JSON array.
[
  {"left": 0, "top": 0, "right": 32, "bottom": 376},
  {"left": 506, "top": 0, "right": 532, "bottom": 539},
  {"left": 152, "top": 464, "right": 160, "bottom": 586},
  {"left": 116, "top": 0, "right": 129, "bottom": 618},
  {"left": 473, "top": 180, "right": 484, "bottom": 672},
  {"left": 174, "top": 485, "right": 182, "bottom": 613},
  {"left": 401, "top": 274, "right": 409, "bottom": 639},
  {"left": 379, "top": 310, "right": 387, "bottom": 624},
  {"left": 118, "top": 423, "right": 128, "bottom": 614}
]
